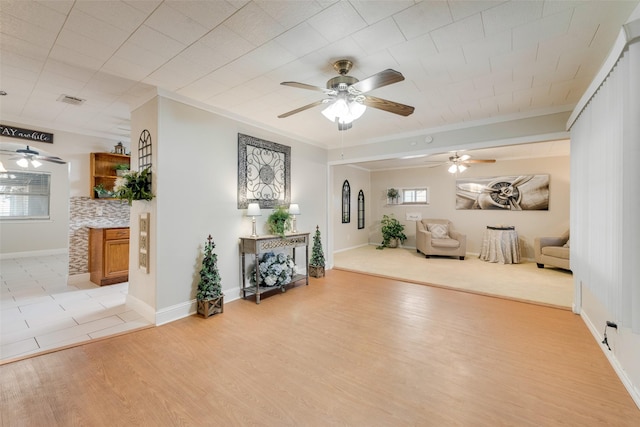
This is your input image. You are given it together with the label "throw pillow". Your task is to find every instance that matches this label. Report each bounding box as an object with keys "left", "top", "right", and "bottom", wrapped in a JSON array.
[
  {"left": 427, "top": 223, "right": 449, "bottom": 239},
  {"left": 563, "top": 239, "right": 570, "bottom": 248}
]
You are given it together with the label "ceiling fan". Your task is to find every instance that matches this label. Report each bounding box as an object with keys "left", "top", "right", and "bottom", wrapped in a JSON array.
[
  {"left": 278, "top": 59, "right": 415, "bottom": 130},
  {"left": 427, "top": 152, "right": 496, "bottom": 173},
  {"left": 0, "top": 145, "right": 66, "bottom": 168}
]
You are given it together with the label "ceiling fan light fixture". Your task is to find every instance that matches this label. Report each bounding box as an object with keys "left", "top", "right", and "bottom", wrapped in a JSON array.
[
  {"left": 31, "top": 159, "right": 42, "bottom": 168},
  {"left": 16, "top": 158, "right": 29, "bottom": 168},
  {"left": 448, "top": 164, "right": 458, "bottom": 174},
  {"left": 458, "top": 164, "right": 467, "bottom": 172},
  {"left": 321, "top": 98, "right": 366, "bottom": 125}
]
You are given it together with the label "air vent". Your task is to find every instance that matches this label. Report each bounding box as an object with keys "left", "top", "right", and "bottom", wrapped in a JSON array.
[{"left": 57, "top": 94, "right": 86, "bottom": 105}]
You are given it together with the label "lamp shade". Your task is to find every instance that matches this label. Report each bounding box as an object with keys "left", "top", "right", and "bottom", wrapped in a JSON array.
[
  {"left": 321, "top": 96, "right": 366, "bottom": 125},
  {"left": 288, "top": 204, "right": 300, "bottom": 215},
  {"left": 247, "top": 203, "right": 261, "bottom": 216}
]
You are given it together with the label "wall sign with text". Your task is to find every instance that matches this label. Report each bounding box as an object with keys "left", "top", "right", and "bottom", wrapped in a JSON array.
[{"left": 0, "top": 124, "right": 54, "bottom": 143}]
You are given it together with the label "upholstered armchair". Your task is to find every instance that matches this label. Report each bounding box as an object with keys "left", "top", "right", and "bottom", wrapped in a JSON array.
[
  {"left": 534, "top": 230, "right": 570, "bottom": 270},
  {"left": 416, "top": 219, "right": 467, "bottom": 260}
]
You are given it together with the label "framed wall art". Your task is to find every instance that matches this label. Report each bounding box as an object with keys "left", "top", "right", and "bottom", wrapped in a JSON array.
[
  {"left": 237, "top": 133, "right": 291, "bottom": 209},
  {"left": 456, "top": 174, "right": 550, "bottom": 210}
]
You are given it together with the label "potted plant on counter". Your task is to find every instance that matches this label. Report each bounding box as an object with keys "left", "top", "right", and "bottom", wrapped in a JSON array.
[
  {"left": 377, "top": 214, "right": 407, "bottom": 249},
  {"left": 93, "top": 184, "right": 113, "bottom": 198},
  {"left": 196, "top": 234, "right": 224, "bottom": 318}
]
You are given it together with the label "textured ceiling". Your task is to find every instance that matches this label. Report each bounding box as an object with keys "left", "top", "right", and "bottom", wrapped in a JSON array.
[{"left": 0, "top": 1, "right": 637, "bottom": 151}]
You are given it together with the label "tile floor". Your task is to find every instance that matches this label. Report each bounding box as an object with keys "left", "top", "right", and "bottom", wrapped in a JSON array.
[{"left": 0, "top": 254, "right": 152, "bottom": 363}]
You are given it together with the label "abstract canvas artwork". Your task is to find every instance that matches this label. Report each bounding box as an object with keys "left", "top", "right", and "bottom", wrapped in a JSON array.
[
  {"left": 456, "top": 174, "right": 550, "bottom": 210},
  {"left": 237, "top": 133, "right": 291, "bottom": 209}
]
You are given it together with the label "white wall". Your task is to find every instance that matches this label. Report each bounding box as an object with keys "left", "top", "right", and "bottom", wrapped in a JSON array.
[
  {"left": 331, "top": 164, "right": 371, "bottom": 252},
  {"left": 129, "top": 95, "right": 328, "bottom": 323},
  {"left": 345, "top": 155, "right": 570, "bottom": 258},
  {"left": 0, "top": 123, "right": 117, "bottom": 256}
]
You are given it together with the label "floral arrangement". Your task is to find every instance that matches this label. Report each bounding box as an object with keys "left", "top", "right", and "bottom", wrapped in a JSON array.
[
  {"left": 250, "top": 251, "right": 296, "bottom": 289},
  {"left": 113, "top": 168, "right": 154, "bottom": 205}
]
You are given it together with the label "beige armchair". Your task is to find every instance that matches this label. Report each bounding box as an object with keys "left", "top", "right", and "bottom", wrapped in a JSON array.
[
  {"left": 534, "top": 230, "right": 570, "bottom": 270},
  {"left": 416, "top": 219, "right": 467, "bottom": 260}
]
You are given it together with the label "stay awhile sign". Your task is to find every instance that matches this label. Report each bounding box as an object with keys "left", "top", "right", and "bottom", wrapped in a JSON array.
[{"left": 0, "top": 124, "right": 54, "bottom": 143}]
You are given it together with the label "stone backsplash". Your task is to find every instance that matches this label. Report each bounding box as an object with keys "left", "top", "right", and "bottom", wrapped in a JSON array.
[{"left": 69, "top": 197, "right": 130, "bottom": 275}]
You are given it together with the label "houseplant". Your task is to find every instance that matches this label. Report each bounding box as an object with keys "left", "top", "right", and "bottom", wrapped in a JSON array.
[
  {"left": 196, "top": 234, "right": 224, "bottom": 318},
  {"left": 309, "top": 225, "right": 325, "bottom": 278},
  {"left": 377, "top": 214, "right": 407, "bottom": 249},
  {"left": 387, "top": 188, "right": 400, "bottom": 204},
  {"left": 114, "top": 163, "right": 130, "bottom": 177},
  {"left": 113, "top": 168, "right": 154, "bottom": 205},
  {"left": 93, "top": 184, "right": 113, "bottom": 198},
  {"left": 267, "top": 206, "right": 292, "bottom": 237}
]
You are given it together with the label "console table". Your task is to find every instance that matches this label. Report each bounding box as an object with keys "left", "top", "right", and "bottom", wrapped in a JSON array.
[
  {"left": 239, "top": 232, "right": 309, "bottom": 304},
  {"left": 479, "top": 226, "right": 521, "bottom": 264}
]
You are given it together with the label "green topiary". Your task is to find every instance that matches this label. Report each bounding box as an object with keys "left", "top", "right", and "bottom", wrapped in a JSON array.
[
  {"left": 196, "top": 235, "right": 223, "bottom": 300},
  {"left": 310, "top": 225, "right": 325, "bottom": 267}
]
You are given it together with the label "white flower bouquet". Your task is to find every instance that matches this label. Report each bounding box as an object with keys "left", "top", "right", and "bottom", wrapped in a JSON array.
[{"left": 250, "top": 251, "right": 296, "bottom": 289}]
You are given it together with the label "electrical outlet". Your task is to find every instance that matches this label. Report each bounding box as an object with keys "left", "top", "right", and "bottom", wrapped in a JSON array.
[{"left": 96, "top": 206, "right": 103, "bottom": 216}]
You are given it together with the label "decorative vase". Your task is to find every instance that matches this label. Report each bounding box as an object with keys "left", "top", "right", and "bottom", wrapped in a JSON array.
[
  {"left": 197, "top": 296, "right": 224, "bottom": 318},
  {"left": 309, "top": 265, "right": 325, "bottom": 278}
]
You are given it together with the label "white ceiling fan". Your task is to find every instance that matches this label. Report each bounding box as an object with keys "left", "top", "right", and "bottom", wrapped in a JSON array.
[
  {"left": 0, "top": 145, "right": 66, "bottom": 168},
  {"left": 427, "top": 152, "right": 496, "bottom": 173}
]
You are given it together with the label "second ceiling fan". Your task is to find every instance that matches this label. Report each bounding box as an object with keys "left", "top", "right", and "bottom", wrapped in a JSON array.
[
  {"left": 278, "top": 59, "right": 415, "bottom": 130},
  {"left": 427, "top": 152, "right": 496, "bottom": 173}
]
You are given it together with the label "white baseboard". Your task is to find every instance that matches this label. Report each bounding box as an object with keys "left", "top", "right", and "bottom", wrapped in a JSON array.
[
  {"left": 581, "top": 309, "right": 640, "bottom": 410},
  {"left": 126, "top": 294, "right": 156, "bottom": 325},
  {"left": 333, "top": 243, "right": 370, "bottom": 253},
  {"left": 0, "top": 248, "right": 67, "bottom": 259},
  {"left": 155, "top": 293, "right": 242, "bottom": 326}
]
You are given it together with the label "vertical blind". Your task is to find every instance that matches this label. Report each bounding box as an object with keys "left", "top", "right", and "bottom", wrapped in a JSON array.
[
  {"left": 0, "top": 170, "right": 51, "bottom": 220},
  {"left": 571, "top": 43, "right": 640, "bottom": 333}
]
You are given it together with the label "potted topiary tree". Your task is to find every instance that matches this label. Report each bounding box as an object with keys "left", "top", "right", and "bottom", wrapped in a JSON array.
[
  {"left": 377, "top": 214, "right": 407, "bottom": 249},
  {"left": 196, "top": 234, "right": 224, "bottom": 318},
  {"left": 309, "top": 225, "right": 325, "bottom": 278},
  {"left": 267, "top": 205, "right": 292, "bottom": 237},
  {"left": 387, "top": 188, "right": 400, "bottom": 204}
]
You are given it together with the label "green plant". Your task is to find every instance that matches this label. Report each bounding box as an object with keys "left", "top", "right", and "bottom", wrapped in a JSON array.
[
  {"left": 93, "top": 184, "right": 112, "bottom": 197},
  {"left": 310, "top": 225, "right": 325, "bottom": 267},
  {"left": 113, "top": 168, "right": 154, "bottom": 205},
  {"left": 114, "top": 164, "right": 130, "bottom": 171},
  {"left": 267, "top": 206, "right": 292, "bottom": 237},
  {"left": 387, "top": 188, "right": 399, "bottom": 199},
  {"left": 377, "top": 214, "right": 407, "bottom": 249},
  {"left": 196, "top": 235, "right": 223, "bottom": 301}
]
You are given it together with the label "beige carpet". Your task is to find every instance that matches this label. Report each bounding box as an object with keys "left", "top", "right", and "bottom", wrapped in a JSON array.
[{"left": 333, "top": 245, "right": 574, "bottom": 309}]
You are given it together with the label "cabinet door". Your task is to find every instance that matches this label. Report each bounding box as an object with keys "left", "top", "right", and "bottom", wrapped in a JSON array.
[{"left": 104, "top": 239, "right": 129, "bottom": 278}]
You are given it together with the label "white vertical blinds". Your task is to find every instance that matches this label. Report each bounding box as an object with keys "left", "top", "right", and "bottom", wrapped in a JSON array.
[{"left": 571, "top": 42, "right": 640, "bottom": 333}]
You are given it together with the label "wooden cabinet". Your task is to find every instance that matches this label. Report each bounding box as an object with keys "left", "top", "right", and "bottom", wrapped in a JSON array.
[
  {"left": 89, "top": 227, "right": 130, "bottom": 286},
  {"left": 90, "top": 152, "right": 130, "bottom": 199}
]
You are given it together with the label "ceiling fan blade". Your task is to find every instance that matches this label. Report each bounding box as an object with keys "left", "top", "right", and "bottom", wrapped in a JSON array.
[
  {"left": 350, "top": 69, "right": 405, "bottom": 93},
  {"left": 280, "top": 81, "right": 332, "bottom": 94},
  {"left": 278, "top": 99, "right": 329, "bottom": 118},
  {"left": 362, "top": 95, "right": 415, "bottom": 116},
  {"left": 464, "top": 159, "right": 496, "bottom": 164},
  {"left": 39, "top": 155, "right": 67, "bottom": 164},
  {"left": 459, "top": 154, "right": 471, "bottom": 161}
]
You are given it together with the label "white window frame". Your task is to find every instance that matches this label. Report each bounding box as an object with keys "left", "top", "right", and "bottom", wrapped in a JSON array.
[{"left": 386, "top": 187, "right": 430, "bottom": 206}]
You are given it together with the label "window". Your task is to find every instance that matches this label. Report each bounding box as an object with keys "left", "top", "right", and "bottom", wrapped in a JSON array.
[
  {"left": 0, "top": 171, "right": 51, "bottom": 220},
  {"left": 402, "top": 188, "right": 429, "bottom": 205},
  {"left": 357, "top": 190, "right": 365, "bottom": 229},
  {"left": 342, "top": 180, "right": 350, "bottom": 223}
]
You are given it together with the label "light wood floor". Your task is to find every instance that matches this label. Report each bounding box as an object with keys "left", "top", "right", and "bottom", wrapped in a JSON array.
[{"left": 1, "top": 270, "right": 638, "bottom": 426}]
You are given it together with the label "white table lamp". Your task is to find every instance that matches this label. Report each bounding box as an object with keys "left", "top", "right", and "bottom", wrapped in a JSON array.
[
  {"left": 289, "top": 203, "right": 300, "bottom": 233},
  {"left": 247, "top": 203, "right": 261, "bottom": 237}
]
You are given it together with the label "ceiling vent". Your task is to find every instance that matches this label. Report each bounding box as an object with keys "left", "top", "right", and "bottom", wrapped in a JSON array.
[{"left": 57, "top": 94, "right": 86, "bottom": 105}]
